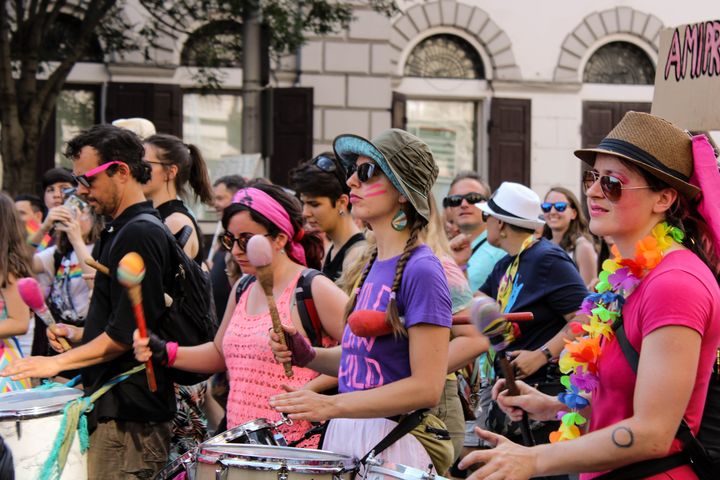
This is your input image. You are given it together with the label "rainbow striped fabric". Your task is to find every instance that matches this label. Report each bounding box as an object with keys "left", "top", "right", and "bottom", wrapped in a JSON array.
[{"left": 26, "top": 219, "right": 53, "bottom": 251}]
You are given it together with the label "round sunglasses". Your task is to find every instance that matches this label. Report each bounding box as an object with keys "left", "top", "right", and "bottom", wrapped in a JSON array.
[
  {"left": 582, "top": 170, "right": 651, "bottom": 202},
  {"left": 541, "top": 202, "right": 569, "bottom": 213},
  {"left": 443, "top": 192, "right": 487, "bottom": 208},
  {"left": 346, "top": 162, "right": 379, "bottom": 183},
  {"left": 220, "top": 232, "right": 271, "bottom": 252}
]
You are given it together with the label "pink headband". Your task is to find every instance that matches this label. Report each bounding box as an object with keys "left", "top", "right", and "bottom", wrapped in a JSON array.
[{"left": 232, "top": 187, "right": 306, "bottom": 266}]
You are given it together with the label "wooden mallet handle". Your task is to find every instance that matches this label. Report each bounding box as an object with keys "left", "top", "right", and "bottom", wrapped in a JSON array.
[{"left": 257, "top": 268, "right": 293, "bottom": 378}]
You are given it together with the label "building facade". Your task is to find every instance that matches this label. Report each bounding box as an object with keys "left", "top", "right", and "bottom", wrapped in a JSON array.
[{"left": 42, "top": 0, "right": 718, "bottom": 220}]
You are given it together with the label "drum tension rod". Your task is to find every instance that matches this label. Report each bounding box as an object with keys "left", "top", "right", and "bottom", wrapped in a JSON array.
[{"left": 15, "top": 418, "right": 21, "bottom": 440}]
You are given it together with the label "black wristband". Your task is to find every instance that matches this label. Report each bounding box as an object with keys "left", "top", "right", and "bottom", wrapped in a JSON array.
[
  {"left": 541, "top": 345, "right": 553, "bottom": 363},
  {"left": 147, "top": 332, "right": 169, "bottom": 365}
]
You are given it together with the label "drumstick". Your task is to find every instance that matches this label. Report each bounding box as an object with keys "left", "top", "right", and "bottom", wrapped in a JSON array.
[
  {"left": 17, "top": 278, "right": 72, "bottom": 351},
  {"left": 247, "top": 235, "right": 293, "bottom": 378},
  {"left": 471, "top": 296, "right": 535, "bottom": 446},
  {"left": 87, "top": 257, "right": 174, "bottom": 307},
  {"left": 117, "top": 252, "right": 157, "bottom": 392},
  {"left": 453, "top": 311, "right": 533, "bottom": 325},
  {"left": 85, "top": 258, "right": 109, "bottom": 276}
]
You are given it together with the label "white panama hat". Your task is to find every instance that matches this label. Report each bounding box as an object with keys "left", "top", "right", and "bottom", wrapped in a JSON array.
[{"left": 477, "top": 182, "right": 545, "bottom": 230}]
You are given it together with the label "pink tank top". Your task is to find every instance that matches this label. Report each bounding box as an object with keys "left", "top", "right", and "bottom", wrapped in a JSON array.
[{"left": 223, "top": 271, "right": 319, "bottom": 445}]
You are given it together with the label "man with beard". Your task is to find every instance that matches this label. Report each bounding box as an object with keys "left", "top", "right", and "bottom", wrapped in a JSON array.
[
  {"left": 2, "top": 124, "right": 176, "bottom": 479},
  {"left": 446, "top": 171, "right": 505, "bottom": 292}
]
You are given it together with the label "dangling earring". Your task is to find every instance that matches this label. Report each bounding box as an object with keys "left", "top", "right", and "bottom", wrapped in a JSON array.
[
  {"left": 338, "top": 210, "right": 345, "bottom": 216},
  {"left": 392, "top": 209, "right": 408, "bottom": 231}
]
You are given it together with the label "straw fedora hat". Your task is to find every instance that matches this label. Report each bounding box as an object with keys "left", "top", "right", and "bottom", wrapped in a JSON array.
[
  {"left": 574, "top": 111, "right": 699, "bottom": 199},
  {"left": 477, "top": 182, "right": 545, "bottom": 230}
]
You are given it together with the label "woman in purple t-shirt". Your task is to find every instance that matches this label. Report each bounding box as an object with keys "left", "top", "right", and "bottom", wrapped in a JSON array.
[{"left": 270, "top": 129, "right": 453, "bottom": 471}]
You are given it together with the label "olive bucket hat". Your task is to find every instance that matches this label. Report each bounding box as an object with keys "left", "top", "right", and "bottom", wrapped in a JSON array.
[
  {"left": 574, "top": 111, "right": 700, "bottom": 199},
  {"left": 333, "top": 129, "right": 439, "bottom": 222}
]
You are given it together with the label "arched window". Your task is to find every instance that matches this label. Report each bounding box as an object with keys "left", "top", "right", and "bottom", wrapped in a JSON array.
[
  {"left": 583, "top": 41, "right": 655, "bottom": 85},
  {"left": 404, "top": 34, "right": 485, "bottom": 79},
  {"left": 181, "top": 20, "right": 243, "bottom": 68}
]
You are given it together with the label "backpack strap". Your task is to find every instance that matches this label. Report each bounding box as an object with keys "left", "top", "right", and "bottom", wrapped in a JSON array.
[
  {"left": 295, "top": 269, "right": 324, "bottom": 347},
  {"left": 235, "top": 275, "right": 257, "bottom": 303},
  {"left": 108, "top": 213, "right": 169, "bottom": 258}
]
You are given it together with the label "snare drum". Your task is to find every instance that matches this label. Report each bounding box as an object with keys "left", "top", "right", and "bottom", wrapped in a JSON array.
[
  {"left": 364, "top": 459, "right": 450, "bottom": 480},
  {"left": 195, "top": 444, "right": 357, "bottom": 480},
  {"left": 206, "top": 418, "right": 286, "bottom": 446},
  {"left": 0, "top": 386, "right": 86, "bottom": 479},
  {"left": 155, "top": 418, "right": 287, "bottom": 479}
]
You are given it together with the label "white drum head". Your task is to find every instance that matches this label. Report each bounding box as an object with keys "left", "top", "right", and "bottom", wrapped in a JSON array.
[{"left": 0, "top": 387, "right": 83, "bottom": 418}]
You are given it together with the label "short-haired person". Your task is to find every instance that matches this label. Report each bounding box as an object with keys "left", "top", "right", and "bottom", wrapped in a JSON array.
[
  {"left": 476, "top": 182, "right": 588, "bottom": 449},
  {"left": 1, "top": 124, "right": 177, "bottom": 478},
  {"left": 0, "top": 193, "right": 33, "bottom": 392},
  {"left": 460, "top": 112, "right": 720, "bottom": 479},
  {"left": 446, "top": 172, "right": 506, "bottom": 292},
  {"left": 209, "top": 175, "right": 247, "bottom": 320},
  {"left": 132, "top": 183, "right": 348, "bottom": 446},
  {"left": 542, "top": 187, "right": 598, "bottom": 285},
  {"left": 289, "top": 152, "right": 365, "bottom": 282},
  {"left": 268, "top": 129, "right": 453, "bottom": 472},
  {"left": 14, "top": 194, "right": 45, "bottom": 225}
]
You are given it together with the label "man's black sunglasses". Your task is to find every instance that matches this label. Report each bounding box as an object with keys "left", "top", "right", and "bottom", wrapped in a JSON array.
[{"left": 442, "top": 192, "right": 487, "bottom": 208}]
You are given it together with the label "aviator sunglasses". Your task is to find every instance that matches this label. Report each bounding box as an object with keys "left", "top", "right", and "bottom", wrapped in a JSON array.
[
  {"left": 443, "top": 192, "right": 487, "bottom": 208},
  {"left": 346, "top": 162, "right": 379, "bottom": 183},
  {"left": 220, "top": 232, "right": 272, "bottom": 252},
  {"left": 582, "top": 170, "right": 651, "bottom": 202},
  {"left": 541, "top": 202, "right": 569, "bottom": 213},
  {"left": 73, "top": 160, "right": 125, "bottom": 188}
]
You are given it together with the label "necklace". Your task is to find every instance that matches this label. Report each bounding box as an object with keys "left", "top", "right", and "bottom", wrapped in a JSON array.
[{"left": 551, "top": 222, "right": 685, "bottom": 442}]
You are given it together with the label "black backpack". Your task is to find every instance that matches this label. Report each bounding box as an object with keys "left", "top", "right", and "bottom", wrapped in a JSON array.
[
  {"left": 235, "top": 269, "right": 325, "bottom": 347},
  {"left": 596, "top": 322, "right": 720, "bottom": 480},
  {"left": 111, "top": 213, "right": 218, "bottom": 385}
]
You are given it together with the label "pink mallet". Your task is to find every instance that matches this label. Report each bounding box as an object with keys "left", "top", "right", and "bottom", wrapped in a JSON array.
[{"left": 17, "top": 277, "right": 71, "bottom": 351}]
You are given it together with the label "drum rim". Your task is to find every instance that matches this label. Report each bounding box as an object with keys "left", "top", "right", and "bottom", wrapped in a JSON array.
[
  {"left": 365, "top": 461, "right": 447, "bottom": 480},
  {"left": 196, "top": 444, "right": 356, "bottom": 470},
  {"left": 203, "top": 417, "right": 278, "bottom": 444},
  {"left": 0, "top": 389, "right": 83, "bottom": 419}
]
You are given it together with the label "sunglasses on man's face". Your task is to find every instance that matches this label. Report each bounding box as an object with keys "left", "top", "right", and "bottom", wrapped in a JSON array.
[
  {"left": 582, "top": 170, "right": 651, "bottom": 203},
  {"left": 73, "top": 160, "right": 125, "bottom": 188},
  {"left": 541, "top": 202, "right": 569, "bottom": 213},
  {"left": 346, "top": 162, "right": 379, "bottom": 183},
  {"left": 443, "top": 192, "right": 487, "bottom": 208},
  {"left": 220, "top": 232, "right": 272, "bottom": 252}
]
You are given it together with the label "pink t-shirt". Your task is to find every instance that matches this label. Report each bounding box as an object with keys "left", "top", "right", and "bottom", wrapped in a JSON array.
[{"left": 584, "top": 251, "right": 720, "bottom": 480}]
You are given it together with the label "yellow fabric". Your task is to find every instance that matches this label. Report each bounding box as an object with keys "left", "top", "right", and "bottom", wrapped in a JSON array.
[
  {"left": 409, "top": 413, "right": 454, "bottom": 475},
  {"left": 496, "top": 235, "right": 535, "bottom": 312}
]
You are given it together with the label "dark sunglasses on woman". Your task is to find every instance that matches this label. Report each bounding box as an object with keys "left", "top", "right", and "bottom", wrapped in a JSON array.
[
  {"left": 220, "top": 232, "right": 271, "bottom": 252},
  {"left": 541, "top": 202, "right": 569, "bottom": 213},
  {"left": 346, "top": 162, "right": 379, "bottom": 183},
  {"left": 582, "top": 170, "right": 651, "bottom": 202},
  {"left": 442, "top": 192, "right": 487, "bottom": 208}
]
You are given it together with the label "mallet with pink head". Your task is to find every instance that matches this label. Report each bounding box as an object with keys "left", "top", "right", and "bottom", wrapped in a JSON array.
[
  {"left": 247, "top": 234, "right": 293, "bottom": 378},
  {"left": 17, "top": 277, "right": 71, "bottom": 351}
]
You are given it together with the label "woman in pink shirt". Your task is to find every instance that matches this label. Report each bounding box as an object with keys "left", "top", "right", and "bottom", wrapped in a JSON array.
[{"left": 460, "top": 113, "right": 720, "bottom": 480}]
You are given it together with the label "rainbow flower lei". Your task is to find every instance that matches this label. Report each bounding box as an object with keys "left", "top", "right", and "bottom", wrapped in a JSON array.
[{"left": 550, "top": 222, "right": 685, "bottom": 443}]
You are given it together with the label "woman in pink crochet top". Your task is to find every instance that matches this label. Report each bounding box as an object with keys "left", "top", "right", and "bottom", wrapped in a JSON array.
[{"left": 134, "top": 183, "right": 347, "bottom": 445}]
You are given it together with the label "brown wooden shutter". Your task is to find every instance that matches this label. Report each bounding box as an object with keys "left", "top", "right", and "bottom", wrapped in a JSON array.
[
  {"left": 267, "top": 87, "right": 313, "bottom": 186},
  {"left": 488, "top": 98, "right": 531, "bottom": 190},
  {"left": 105, "top": 83, "right": 182, "bottom": 137},
  {"left": 581, "top": 101, "right": 651, "bottom": 148},
  {"left": 391, "top": 92, "right": 407, "bottom": 130}
]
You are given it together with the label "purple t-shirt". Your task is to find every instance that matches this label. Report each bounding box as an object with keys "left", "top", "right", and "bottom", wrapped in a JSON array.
[{"left": 338, "top": 245, "right": 452, "bottom": 393}]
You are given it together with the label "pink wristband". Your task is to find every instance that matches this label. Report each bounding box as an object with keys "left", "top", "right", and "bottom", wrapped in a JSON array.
[{"left": 166, "top": 341, "right": 179, "bottom": 367}]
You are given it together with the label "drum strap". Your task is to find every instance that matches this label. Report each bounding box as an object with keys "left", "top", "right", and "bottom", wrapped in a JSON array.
[{"left": 360, "top": 409, "right": 428, "bottom": 464}]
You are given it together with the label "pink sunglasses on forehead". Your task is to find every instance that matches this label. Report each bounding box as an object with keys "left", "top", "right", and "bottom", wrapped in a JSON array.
[{"left": 73, "top": 160, "right": 126, "bottom": 187}]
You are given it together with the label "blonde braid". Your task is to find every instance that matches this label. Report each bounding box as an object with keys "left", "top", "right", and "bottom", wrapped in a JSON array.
[{"left": 385, "top": 220, "right": 424, "bottom": 337}]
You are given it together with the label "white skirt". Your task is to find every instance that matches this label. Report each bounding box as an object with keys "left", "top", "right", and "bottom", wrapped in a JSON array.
[{"left": 322, "top": 418, "right": 432, "bottom": 473}]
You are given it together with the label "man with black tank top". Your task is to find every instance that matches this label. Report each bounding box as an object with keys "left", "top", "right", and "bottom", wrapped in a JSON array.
[
  {"left": 289, "top": 153, "right": 365, "bottom": 282},
  {"left": 446, "top": 171, "right": 506, "bottom": 292}
]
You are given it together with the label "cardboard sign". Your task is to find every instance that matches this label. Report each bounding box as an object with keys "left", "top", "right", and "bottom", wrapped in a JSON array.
[{"left": 652, "top": 20, "right": 720, "bottom": 131}]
